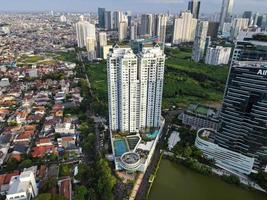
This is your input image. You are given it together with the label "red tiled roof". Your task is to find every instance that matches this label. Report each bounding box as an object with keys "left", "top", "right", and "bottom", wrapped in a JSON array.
[
  {"left": 10, "top": 154, "right": 22, "bottom": 161},
  {"left": 4, "top": 171, "right": 20, "bottom": 184},
  {"left": 31, "top": 145, "right": 57, "bottom": 158},
  {"left": 16, "top": 130, "right": 34, "bottom": 140},
  {"left": 23, "top": 125, "right": 37, "bottom": 131},
  {"left": 36, "top": 137, "right": 51, "bottom": 145}
]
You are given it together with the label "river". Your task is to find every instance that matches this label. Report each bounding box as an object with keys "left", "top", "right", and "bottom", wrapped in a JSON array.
[{"left": 149, "top": 159, "right": 267, "bottom": 200}]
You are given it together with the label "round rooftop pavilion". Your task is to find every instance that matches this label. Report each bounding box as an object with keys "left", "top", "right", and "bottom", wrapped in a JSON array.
[{"left": 120, "top": 152, "right": 141, "bottom": 171}]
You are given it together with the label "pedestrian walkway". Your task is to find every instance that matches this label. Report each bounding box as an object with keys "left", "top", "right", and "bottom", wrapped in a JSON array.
[{"left": 129, "top": 173, "right": 144, "bottom": 200}]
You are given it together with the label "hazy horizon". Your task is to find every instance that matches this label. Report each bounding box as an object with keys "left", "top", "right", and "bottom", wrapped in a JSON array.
[{"left": 0, "top": 0, "right": 266, "bottom": 14}]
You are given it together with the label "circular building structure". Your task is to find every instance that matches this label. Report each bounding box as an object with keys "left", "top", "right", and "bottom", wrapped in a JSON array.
[{"left": 120, "top": 152, "right": 141, "bottom": 171}]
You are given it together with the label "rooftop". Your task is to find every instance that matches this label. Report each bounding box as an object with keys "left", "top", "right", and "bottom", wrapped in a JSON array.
[{"left": 186, "top": 104, "right": 218, "bottom": 118}]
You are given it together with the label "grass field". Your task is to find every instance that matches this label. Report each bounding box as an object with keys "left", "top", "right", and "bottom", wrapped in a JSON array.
[
  {"left": 86, "top": 61, "right": 108, "bottom": 102},
  {"left": 85, "top": 61, "right": 108, "bottom": 116},
  {"left": 17, "top": 55, "right": 45, "bottom": 64},
  {"left": 163, "top": 48, "right": 229, "bottom": 108},
  {"left": 55, "top": 52, "right": 77, "bottom": 63}
]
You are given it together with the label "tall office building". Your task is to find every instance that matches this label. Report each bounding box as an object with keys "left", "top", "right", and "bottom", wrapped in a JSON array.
[
  {"left": 98, "top": 8, "right": 106, "bottom": 28},
  {"left": 113, "top": 11, "right": 125, "bottom": 30},
  {"left": 205, "top": 46, "right": 231, "bottom": 65},
  {"left": 107, "top": 46, "right": 165, "bottom": 133},
  {"left": 130, "top": 22, "right": 138, "bottom": 40},
  {"left": 253, "top": 12, "right": 260, "bottom": 26},
  {"left": 219, "top": 0, "right": 234, "bottom": 31},
  {"left": 232, "top": 30, "right": 267, "bottom": 61},
  {"left": 230, "top": 18, "right": 249, "bottom": 41},
  {"left": 104, "top": 11, "right": 113, "bottom": 30},
  {"left": 154, "top": 14, "right": 168, "bottom": 43},
  {"left": 98, "top": 32, "right": 107, "bottom": 47},
  {"left": 75, "top": 15, "right": 96, "bottom": 48},
  {"left": 188, "top": 0, "right": 201, "bottom": 19},
  {"left": 216, "top": 60, "right": 267, "bottom": 172},
  {"left": 192, "top": 21, "right": 209, "bottom": 62},
  {"left": 97, "top": 32, "right": 107, "bottom": 58},
  {"left": 214, "top": 32, "right": 267, "bottom": 173},
  {"left": 243, "top": 11, "right": 254, "bottom": 26},
  {"left": 207, "top": 21, "right": 220, "bottom": 40},
  {"left": 140, "top": 14, "right": 153, "bottom": 37},
  {"left": 118, "top": 21, "right": 128, "bottom": 42},
  {"left": 172, "top": 11, "right": 197, "bottom": 44}
]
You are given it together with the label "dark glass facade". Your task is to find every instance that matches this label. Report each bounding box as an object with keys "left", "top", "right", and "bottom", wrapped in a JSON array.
[
  {"left": 188, "top": 0, "right": 201, "bottom": 19},
  {"left": 233, "top": 34, "right": 267, "bottom": 62},
  {"left": 215, "top": 61, "right": 267, "bottom": 171},
  {"left": 98, "top": 8, "right": 105, "bottom": 28}
]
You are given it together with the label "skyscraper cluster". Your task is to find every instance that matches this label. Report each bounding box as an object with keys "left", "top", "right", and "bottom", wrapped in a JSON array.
[
  {"left": 172, "top": 11, "right": 197, "bottom": 44},
  {"left": 75, "top": 15, "right": 96, "bottom": 60}
]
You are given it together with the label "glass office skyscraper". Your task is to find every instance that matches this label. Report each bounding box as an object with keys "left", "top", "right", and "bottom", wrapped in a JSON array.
[{"left": 215, "top": 61, "right": 267, "bottom": 171}]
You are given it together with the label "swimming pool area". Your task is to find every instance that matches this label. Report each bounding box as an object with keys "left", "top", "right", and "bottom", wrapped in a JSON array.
[
  {"left": 146, "top": 130, "right": 160, "bottom": 140},
  {"left": 114, "top": 139, "right": 129, "bottom": 157}
]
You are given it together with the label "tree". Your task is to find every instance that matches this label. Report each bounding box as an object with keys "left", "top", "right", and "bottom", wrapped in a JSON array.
[
  {"left": 40, "top": 178, "right": 57, "bottom": 193},
  {"left": 183, "top": 146, "right": 192, "bottom": 158},
  {"left": 96, "top": 158, "right": 116, "bottom": 200},
  {"left": 18, "top": 159, "right": 33, "bottom": 169},
  {"left": 33, "top": 193, "right": 67, "bottom": 200},
  {"left": 74, "top": 186, "right": 88, "bottom": 200},
  {"left": 6, "top": 158, "right": 20, "bottom": 172},
  {"left": 75, "top": 163, "right": 90, "bottom": 184},
  {"left": 88, "top": 188, "right": 97, "bottom": 200}
]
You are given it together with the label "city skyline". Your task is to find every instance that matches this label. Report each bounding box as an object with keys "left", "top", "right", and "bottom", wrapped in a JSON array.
[{"left": 0, "top": 0, "right": 266, "bottom": 14}]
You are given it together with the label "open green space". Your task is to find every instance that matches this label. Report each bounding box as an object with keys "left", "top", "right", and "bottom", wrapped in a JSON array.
[
  {"left": 17, "top": 55, "right": 45, "bottom": 64},
  {"left": 54, "top": 51, "right": 77, "bottom": 63},
  {"left": 85, "top": 61, "right": 108, "bottom": 116},
  {"left": 163, "top": 48, "right": 229, "bottom": 108}
]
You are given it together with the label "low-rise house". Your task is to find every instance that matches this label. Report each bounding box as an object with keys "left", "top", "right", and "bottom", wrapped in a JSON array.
[
  {"left": 10, "top": 143, "right": 29, "bottom": 161},
  {"left": 58, "top": 178, "right": 72, "bottom": 200},
  {"left": 57, "top": 136, "right": 76, "bottom": 149},
  {"left": 36, "top": 137, "right": 53, "bottom": 147},
  {"left": 0, "top": 171, "right": 20, "bottom": 195},
  {"left": 0, "top": 78, "right": 10, "bottom": 87},
  {"left": 15, "top": 111, "right": 28, "bottom": 124},
  {"left": 26, "top": 113, "right": 43, "bottom": 124},
  {"left": 31, "top": 145, "right": 57, "bottom": 158},
  {"left": 6, "top": 171, "right": 38, "bottom": 200},
  {"left": 0, "top": 109, "right": 10, "bottom": 122},
  {"left": 14, "top": 130, "right": 35, "bottom": 143},
  {"left": 55, "top": 122, "right": 75, "bottom": 135},
  {"left": 54, "top": 91, "right": 65, "bottom": 102}
]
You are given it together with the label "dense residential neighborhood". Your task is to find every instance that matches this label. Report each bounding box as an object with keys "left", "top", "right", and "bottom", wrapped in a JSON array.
[{"left": 1, "top": 0, "right": 267, "bottom": 200}]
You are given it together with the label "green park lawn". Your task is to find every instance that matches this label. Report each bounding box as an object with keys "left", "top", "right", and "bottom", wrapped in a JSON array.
[
  {"left": 163, "top": 48, "right": 229, "bottom": 108},
  {"left": 17, "top": 55, "right": 45, "bottom": 64}
]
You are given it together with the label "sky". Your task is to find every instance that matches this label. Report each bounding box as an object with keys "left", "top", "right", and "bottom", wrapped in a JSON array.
[{"left": 0, "top": 0, "right": 266, "bottom": 14}]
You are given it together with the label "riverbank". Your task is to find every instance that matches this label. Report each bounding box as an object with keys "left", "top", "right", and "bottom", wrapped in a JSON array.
[{"left": 148, "top": 159, "right": 267, "bottom": 200}]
